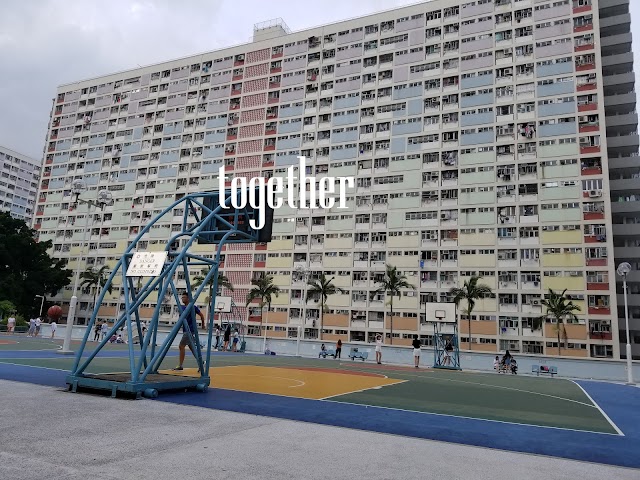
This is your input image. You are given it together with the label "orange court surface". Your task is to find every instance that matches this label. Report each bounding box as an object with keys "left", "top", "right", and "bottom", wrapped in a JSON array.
[{"left": 160, "top": 364, "right": 406, "bottom": 400}]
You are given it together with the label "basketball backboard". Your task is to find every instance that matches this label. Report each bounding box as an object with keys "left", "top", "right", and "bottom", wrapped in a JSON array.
[
  {"left": 425, "top": 302, "right": 457, "bottom": 323},
  {"left": 214, "top": 296, "right": 233, "bottom": 313},
  {"left": 198, "top": 188, "right": 274, "bottom": 244}
]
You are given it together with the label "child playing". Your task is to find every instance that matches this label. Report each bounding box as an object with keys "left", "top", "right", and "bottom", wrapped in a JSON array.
[{"left": 493, "top": 355, "right": 500, "bottom": 372}]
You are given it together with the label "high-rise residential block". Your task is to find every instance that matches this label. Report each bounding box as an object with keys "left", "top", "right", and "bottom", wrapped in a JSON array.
[
  {"left": 0, "top": 145, "right": 40, "bottom": 223},
  {"left": 35, "top": 0, "right": 639, "bottom": 359}
]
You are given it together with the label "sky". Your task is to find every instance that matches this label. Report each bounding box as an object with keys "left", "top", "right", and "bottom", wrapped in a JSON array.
[{"left": 0, "top": 0, "right": 638, "bottom": 160}]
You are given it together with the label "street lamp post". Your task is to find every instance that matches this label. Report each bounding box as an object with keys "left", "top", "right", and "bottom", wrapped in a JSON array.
[
  {"left": 616, "top": 262, "right": 635, "bottom": 385},
  {"left": 35, "top": 295, "right": 45, "bottom": 318},
  {"left": 58, "top": 180, "right": 113, "bottom": 355}
]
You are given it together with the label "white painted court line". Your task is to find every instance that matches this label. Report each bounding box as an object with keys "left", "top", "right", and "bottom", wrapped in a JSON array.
[
  {"left": 0, "top": 361, "right": 68, "bottom": 373},
  {"left": 571, "top": 381, "right": 625, "bottom": 436},
  {"left": 321, "top": 398, "right": 623, "bottom": 436},
  {"left": 319, "top": 379, "right": 408, "bottom": 401},
  {"left": 211, "top": 372, "right": 306, "bottom": 388}
]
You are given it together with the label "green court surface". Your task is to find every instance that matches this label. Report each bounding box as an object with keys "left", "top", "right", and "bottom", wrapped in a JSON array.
[
  {"left": 0, "top": 337, "right": 64, "bottom": 350},
  {"left": 0, "top": 337, "right": 616, "bottom": 434}
]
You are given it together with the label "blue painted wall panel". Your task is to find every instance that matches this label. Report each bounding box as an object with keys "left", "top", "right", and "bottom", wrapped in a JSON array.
[
  {"left": 461, "top": 93, "right": 494, "bottom": 108},
  {"left": 331, "top": 130, "right": 359, "bottom": 143},
  {"left": 334, "top": 96, "right": 360, "bottom": 110},
  {"left": 158, "top": 167, "right": 177, "bottom": 178},
  {"left": 280, "top": 106, "right": 304, "bottom": 118},
  {"left": 392, "top": 122, "right": 422, "bottom": 136},
  {"left": 538, "top": 122, "right": 577, "bottom": 137},
  {"left": 460, "top": 130, "right": 494, "bottom": 146},
  {"left": 538, "top": 102, "right": 576, "bottom": 117},
  {"left": 277, "top": 137, "right": 302, "bottom": 150},
  {"left": 461, "top": 74, "right": 494, "bottom": 90},
  {"left": 332, "top": 113, "right": 359, "bottom": 126},
  {"left": 391, "top": 137, "right": 407, "bottom": 154},
  {"left": 537, "top": 62, "right": 573, "bottom": 78},
  {"left": 537, "top": 81, "right": 575, "bottom": 97},
  {"left": 278, "top": 121, "right": 302, "bottom": 134},
  {"left": 329, "top": 147, "right": 358, "bottom": 161},
  {"left": 460, "top": 111, "right": 494, "bottom": 127}
]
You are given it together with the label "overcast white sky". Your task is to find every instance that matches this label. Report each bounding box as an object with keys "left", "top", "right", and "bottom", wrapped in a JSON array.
[{"left": 0, "top": 0, "right": 638, "bottom": 160}]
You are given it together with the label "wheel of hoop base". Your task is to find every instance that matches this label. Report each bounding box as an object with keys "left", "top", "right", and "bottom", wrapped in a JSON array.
[
  {"left": 196, "top": 383, "right": 208, "bottom": 392},
  {"left": 143, "top": 388, "right": 158, "bottom": 399}
]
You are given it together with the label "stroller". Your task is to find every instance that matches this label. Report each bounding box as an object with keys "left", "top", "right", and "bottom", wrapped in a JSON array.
[{"left": 510, "top": 358, "right": 518, "bottom": 374}]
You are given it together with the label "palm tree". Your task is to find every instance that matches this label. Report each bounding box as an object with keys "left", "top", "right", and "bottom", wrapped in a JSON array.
[
  {"left": 449, "top": 276, "right": 493, "bottom": 351},
  {"left": 191, "top": 267, "right": 234, "bottom": 323},
  {"left": 535, "top": 288, "right": 580, "bottom": 356},
  {"left": 80, "top": 266, "right": 113, "bottom": 310},
  {"left": 370, "top": 264, "right": 415, "bottom": 345},
  {"left": 246, "top": 274, "right": 280, "bottom": 350},
  {"left": 306, "top": 273, "right": 346, "bottom": 341}
]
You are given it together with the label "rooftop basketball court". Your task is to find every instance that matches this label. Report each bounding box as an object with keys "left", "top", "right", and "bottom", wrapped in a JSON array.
[{"left": 1, "top": 334, "right": 639, "bottom": 472}]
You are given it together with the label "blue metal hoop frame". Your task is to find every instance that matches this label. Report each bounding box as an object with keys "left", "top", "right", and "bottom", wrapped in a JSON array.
[{"left": 67, "top": 188, "right": 269, "bottom": 392}]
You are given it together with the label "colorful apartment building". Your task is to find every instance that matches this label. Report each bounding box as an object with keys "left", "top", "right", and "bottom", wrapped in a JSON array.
[{"left": 34, "top": 0, "right": 639, "bottom": 359}]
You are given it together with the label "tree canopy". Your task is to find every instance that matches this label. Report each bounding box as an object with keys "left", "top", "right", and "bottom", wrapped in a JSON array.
[{"left": 0, "top": 213, "right": 72, "bottom": 317}]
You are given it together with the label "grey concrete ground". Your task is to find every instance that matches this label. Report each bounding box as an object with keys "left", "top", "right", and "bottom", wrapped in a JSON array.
[{"left": 0, "top": 379, "right": 638, "bottom": 480}]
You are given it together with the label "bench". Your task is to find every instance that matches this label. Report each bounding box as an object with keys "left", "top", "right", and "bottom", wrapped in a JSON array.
[
  {"left": 348, "top": 348, "right": 368, "bottom": 361},
  {"left": 319, "top": 348, "right": 336, "bottom": 358},
  {"left": 532, "top": 365, "right": 557, "bottom": 377}
]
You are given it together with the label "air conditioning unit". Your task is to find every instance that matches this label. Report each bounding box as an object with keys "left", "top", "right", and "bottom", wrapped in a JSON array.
[
  {"left": 589, "top": 189, "right": 602, "bottom": 198},
  {"left": 531, "top": 299, "right": 540, "bottom": 305}
]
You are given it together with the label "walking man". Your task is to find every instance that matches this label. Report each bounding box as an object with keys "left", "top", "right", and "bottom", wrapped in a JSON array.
[
  {"left": 7, "top": 315, "right": 15, "bottom": 334},
  {"left": 174, "top": 292, "right": 205, "bottom": 371}
]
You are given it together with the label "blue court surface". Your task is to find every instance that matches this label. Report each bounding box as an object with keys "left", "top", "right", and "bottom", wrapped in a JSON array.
[{"left": 0, "top": 335, "right": 639, "bottom": 470}]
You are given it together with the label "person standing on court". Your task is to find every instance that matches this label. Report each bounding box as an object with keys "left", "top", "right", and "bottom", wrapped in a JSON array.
[
  {"left": 222, "top": 324, "right": 231, "bottom": 351},
  {"left": 7, "top": 315, "right": 15, "bottom": 334},
  {"left": 50, "top": 319, "right": 57, "bottom": 339},
  {"left": 335, "top": 339, "right": 342, "bottom": 359},
  {"left": 27, "top": 317, "right": 36, "bottom": 336},
  {"left": 375, "top": 334, "right": 383, "bottom": 364},
  {"left": 173, "top": 292, "right": 205, "bottom": 371},
  {"left": 412, "top": 335, "right": 421, "bottom": 368},
  {"left": 232, "top": 329, "right": 239, "bottom": 352},
  {"left": 214, "top": 325, "right": 221, "bottom": 350},
  {"left": 34, "top": 317, "right": 41, "bottom": 337}
]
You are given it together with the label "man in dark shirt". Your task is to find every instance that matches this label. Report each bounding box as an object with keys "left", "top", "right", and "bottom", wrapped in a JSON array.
[{"left": 174, "top": 292, "right": 205, "bottom": 371}]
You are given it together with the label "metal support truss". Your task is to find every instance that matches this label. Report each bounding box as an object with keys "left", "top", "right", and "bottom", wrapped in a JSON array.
[
  {"left": 65, "top": 188, "right": 272, "bottom": 398},
  {"left": 432, "top": 323, "right": 462, "bottom": 371}
]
